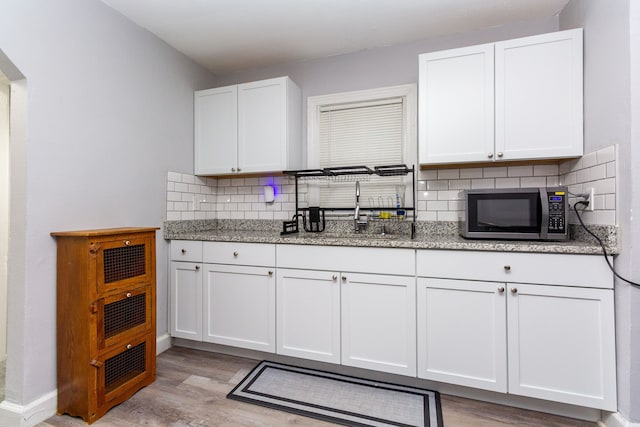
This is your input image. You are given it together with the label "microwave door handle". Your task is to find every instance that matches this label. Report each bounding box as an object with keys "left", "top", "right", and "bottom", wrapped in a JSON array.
[{"left": 539, "top": 188, "right": 549, "bottom": 240}]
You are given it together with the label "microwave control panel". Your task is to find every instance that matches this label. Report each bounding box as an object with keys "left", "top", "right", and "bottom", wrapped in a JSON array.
[{"left": 547, "top": 192, "right": 567, "bottom": 233}]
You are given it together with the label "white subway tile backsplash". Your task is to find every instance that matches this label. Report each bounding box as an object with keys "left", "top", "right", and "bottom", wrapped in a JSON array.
[
  {"left": 167, "top": 171, "right": 182, "bottom": 182},
  {"left": 520, "top": 177, "right": 547, "bottom": 187},
  {"left": 166, "top": 144, "right": 617, "bottom": 226},
  {"left": 597, "top": 146, "right": 616, "bottom": 164},
  {"left": 471, "top": 178, "right": 495, "bottom": 189},
  {"left": 507, "top": 165, "right": 533, "bottom": 177},
  {"left": 533, "top": 164, "right": 559, "bottom": 176},
  {"left": 581, "top": 151, "right": 597, "bottom": 168},
  {"left": 437, "top": 169, "right": 459, "bottom": 180},
  {"left": 494, "top": 177, "right": 519, "bottom": 188},
  {"left": 459, "top": 168, "right": 483, "bottom": 179},
  {"left": 483, "top": 167, "right": 507, "bottom": 178}
]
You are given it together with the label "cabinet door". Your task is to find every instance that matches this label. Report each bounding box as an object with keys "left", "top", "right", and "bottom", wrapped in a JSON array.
[
  {"left": 237, "top": 77, "right": 287, "bottom": 173},
  {"left": 341, "top": 273, "right": 416, "bottom": 376},
  {"left": 495, "top": 29, "right": 583, "bottom": 161},
  {"left": 169, "top": 261, "right": 202, "bottom": 341},
  {"left": 203, "top": 264, "right": 275, "bottom": 352},
  {"left": 418, "top": 44, "right": 495, "bottom": 164},
  {"left": 276, "top": 269, "right": 340, "bottom": 363},
  {"left": 417, "top": 278, "right": 507, "bottom": 392},
  {"left": 194, "top": 85, "right": 238, "bottom": 175},
  {"left": 507, "top": 283, "right": 616, "bottom": 410}
]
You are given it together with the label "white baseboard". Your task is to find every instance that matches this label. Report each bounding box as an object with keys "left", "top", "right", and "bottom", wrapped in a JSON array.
[
  {"left": 602, "top": 412, "right": 640, "bottom": 427},
  {"left": 156, "top": 333, "right": 172, "bottom": 355},
  {"left": 0, "top": 390, "right": 57, "bottom": 427}
]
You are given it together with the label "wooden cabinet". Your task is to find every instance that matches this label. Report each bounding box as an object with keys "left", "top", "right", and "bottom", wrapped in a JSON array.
[
  {"left": 419, "top": 28, "right": 583, "bottom": 165},
  {"left": 276, "top": 245, "right": 416, "bottom": 376},
  {"left": 416, "top": 250, "right": 616, "bottom": 411},
  {"left": 51, "top": 227, "right": 158, "bottom": 424},
  {"left": 194, "top": 76, "right": 302, "bottom": 176}
]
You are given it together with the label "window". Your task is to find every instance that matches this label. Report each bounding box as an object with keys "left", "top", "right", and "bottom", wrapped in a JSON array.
[{"left": 307, "top": 85, "right": 417, "bottom": 209}]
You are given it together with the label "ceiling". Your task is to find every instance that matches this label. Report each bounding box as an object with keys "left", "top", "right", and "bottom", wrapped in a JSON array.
[{"left": 101, "top": 0, "right": 570, "bottom": 76}]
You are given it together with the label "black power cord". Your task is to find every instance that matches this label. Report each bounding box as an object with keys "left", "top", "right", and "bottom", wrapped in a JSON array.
[{"left": 573, "top": 200, "right": 640, "bottom": 288}]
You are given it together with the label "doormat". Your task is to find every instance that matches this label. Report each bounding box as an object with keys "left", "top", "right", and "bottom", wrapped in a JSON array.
[{"left": 227, "top": 360, "right": 443, "bottom": 427}]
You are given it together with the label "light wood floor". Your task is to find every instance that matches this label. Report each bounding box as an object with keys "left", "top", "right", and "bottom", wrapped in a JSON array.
[{"left": 40, "top": 347, "right": 596, "bottom": 427}]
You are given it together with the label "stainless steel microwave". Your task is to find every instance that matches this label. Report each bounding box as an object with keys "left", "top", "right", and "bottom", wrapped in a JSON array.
[{"left": 460, "top": 187, "right": 569, "bottom": 241}]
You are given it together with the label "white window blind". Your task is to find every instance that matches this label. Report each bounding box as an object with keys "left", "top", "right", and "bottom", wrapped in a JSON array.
[{"left": 318, "top": 98, "right": 406, "bottom": 209}]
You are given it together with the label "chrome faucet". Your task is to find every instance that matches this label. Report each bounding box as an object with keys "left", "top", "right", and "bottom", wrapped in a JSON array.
[{"left": 354, "top": 181, "right": 367, "bottom": 232}]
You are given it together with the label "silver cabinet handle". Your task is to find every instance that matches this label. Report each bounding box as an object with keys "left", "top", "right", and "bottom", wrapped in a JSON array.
[
  {"left": 511, "top": 287, "right": 518, "bottom": 294},
  {"left": 332, "top": 275, "right": 337, "bottom": 281},
  {"left": 504, "top": 265, "right": 511, "bottom": 271},
  {"left": 126, "top": 344, "right": 132, "bottom": 350},
  {"left": 126, "top": 292, "right": 132, "bottom": 298},
  {"left": 497, "top": 152, "right": 504, "bottom": 158},
  {"left": 341, "top": 276, "right": 347, "bottom": 282},
  {"left": 487, "top": 153, "right": 494, "bottom": 158},
  {"left": 231, "top": 167, "right": 236, "bottom": 172},
  {"left": 233, "top": 251, "right": 238, "bottom": 257},
  {"left": 498, "top": 287, "right": 505, "bottom": 293},
  {"left": 181, "top": 249, "right": 187, "bottom": 254},
  {"left": 268, "top": 271, "right": 273, "bottom": 277},
  {"left": 237, "top": 168, "right": 241, "bottom": 172},
  {"left": 195, "top": 265, "right": 200, "bottom": 270},
  {"left": 124, "top": 240, "right": 131, "bottom": 246}
]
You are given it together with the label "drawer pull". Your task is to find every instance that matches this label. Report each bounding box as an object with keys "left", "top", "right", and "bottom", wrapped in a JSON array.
[
  {"left": 124, "top": 240, "right": 131, "bottom": 246},
  {"left": 511, "top": 287, "right": 518, "bottom": 294},
  {"left": 126, "top": 292, "right": 132, "bottom": 298},
  {"left": 341, "top": 276, "right": 347, "bottom": 282},
  {"left": 181, "top": 249, "right": 187, "bottom": 254},
  {"left": 195, "top": 265, "right": 200, "bottom": 270},
  {"left": 233, "top": 251, "right": 238, "bottom": 257},
  {"left": 498, "top": 287, "right": 505, "bottom": 293},
  {"left": 126, "top": 344, "right": 132, "bottom": 350},
  {"left": 268, "top": 271, "right": 273, "bottom": 277},
  {"left": 90, "top": 359, "right": 103, "bottom": 368},
  {"left": 504, "top": 265, "right": 511, "bottom": 271},
  {"left": 332, "top": 275, "right": 337, "bottom": 281}
]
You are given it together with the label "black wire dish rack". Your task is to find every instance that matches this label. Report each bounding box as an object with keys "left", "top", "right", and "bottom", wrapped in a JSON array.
[{"left": 280, "top": 164, "right": 416, "bottom": 237}]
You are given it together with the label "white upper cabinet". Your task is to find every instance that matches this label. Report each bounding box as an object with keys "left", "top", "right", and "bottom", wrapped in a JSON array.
[
  {"left": 419, "top": 28, "right": 583, "bottom": 165},
  {"left": 194, "top": 76, "right": 302, "bottom": 175},
  {"left": 418, "top": 43, "right": 495, "bottom": 164}
]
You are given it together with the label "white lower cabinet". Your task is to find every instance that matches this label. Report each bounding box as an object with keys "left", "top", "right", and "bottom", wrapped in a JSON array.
[
  {"left": 341, "top": 272, "right": 416, "bottom": 376},
  {"left": 169, "top": 241, "right": 276, "bottom": 353},
  {"left": 276, "top": 268, "right": 341, "bottom": 363},
  {"left": 417, "top": 250, "right": 617, "bottom": 411},
  {"left": 203, "top": 263, "right": 275, "bottom": 352},
  {"left": 417, "top": 278, "right": 507, "bottom": 392},
  {"left": 169, "top": 261, "right": 203, "bottom": 341}
]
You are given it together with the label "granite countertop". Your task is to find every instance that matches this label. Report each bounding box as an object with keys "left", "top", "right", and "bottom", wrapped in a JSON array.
[{"left": 164, "top": 220, "right": 618, "bottom": 255}]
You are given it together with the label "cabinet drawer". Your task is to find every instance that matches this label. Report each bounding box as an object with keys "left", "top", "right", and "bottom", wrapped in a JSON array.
[
  {"left": 170, "top": 240, "right": 203, "bottom": 262},
  {"left": 95, "top": 235, "right": 154, "bottom": 294},
  {"left": 203, "top": 242, "right": 275, "bottom": 266},
  {"left": 416, "top": 250, "right": 613, "bottom": 288},
  {"left": 97, "top": 285, "right": 153, "bottom": 350},
  {"left": 277, "top": 245, "right": 415, "bottom": 276}
]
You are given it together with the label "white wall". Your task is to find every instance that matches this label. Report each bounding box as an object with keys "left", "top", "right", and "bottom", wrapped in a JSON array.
[
  {"left": 0, "top": 0, "right": 215, "bottom": 410},
  {"left": 0, "top": 76, "right": 9, "bottom": 361},
  {"left": 215, "top": 16, "right": 559, "bottom": 161},
  {"left": 560, "top": 0, "right": 640, "bottom": 422}
]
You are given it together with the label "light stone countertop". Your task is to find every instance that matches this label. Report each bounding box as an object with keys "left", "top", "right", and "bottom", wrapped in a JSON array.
[{"left": 163, "top": 220, "right": 618, "bottom": 255}]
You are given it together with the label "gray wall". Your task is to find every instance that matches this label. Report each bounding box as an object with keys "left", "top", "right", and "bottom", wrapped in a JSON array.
[
  {"left": 560, "top": 0, "right": 640, "bottom": 422},
  {"left": 216, "top": 16, "right": 559, "bottom": 162},
  {"left": 0, "top": 0, "right": 215, "bottom": 405}
]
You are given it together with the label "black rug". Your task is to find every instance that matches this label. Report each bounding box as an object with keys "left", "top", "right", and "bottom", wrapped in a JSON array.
[{"left": 227, "top": 360, "right": 443, "bottom": 427}]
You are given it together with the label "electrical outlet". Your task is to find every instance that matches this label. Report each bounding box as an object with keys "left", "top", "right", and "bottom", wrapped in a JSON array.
[{"left": 586, "top": 187, "right": 595, "bottom": 211}]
